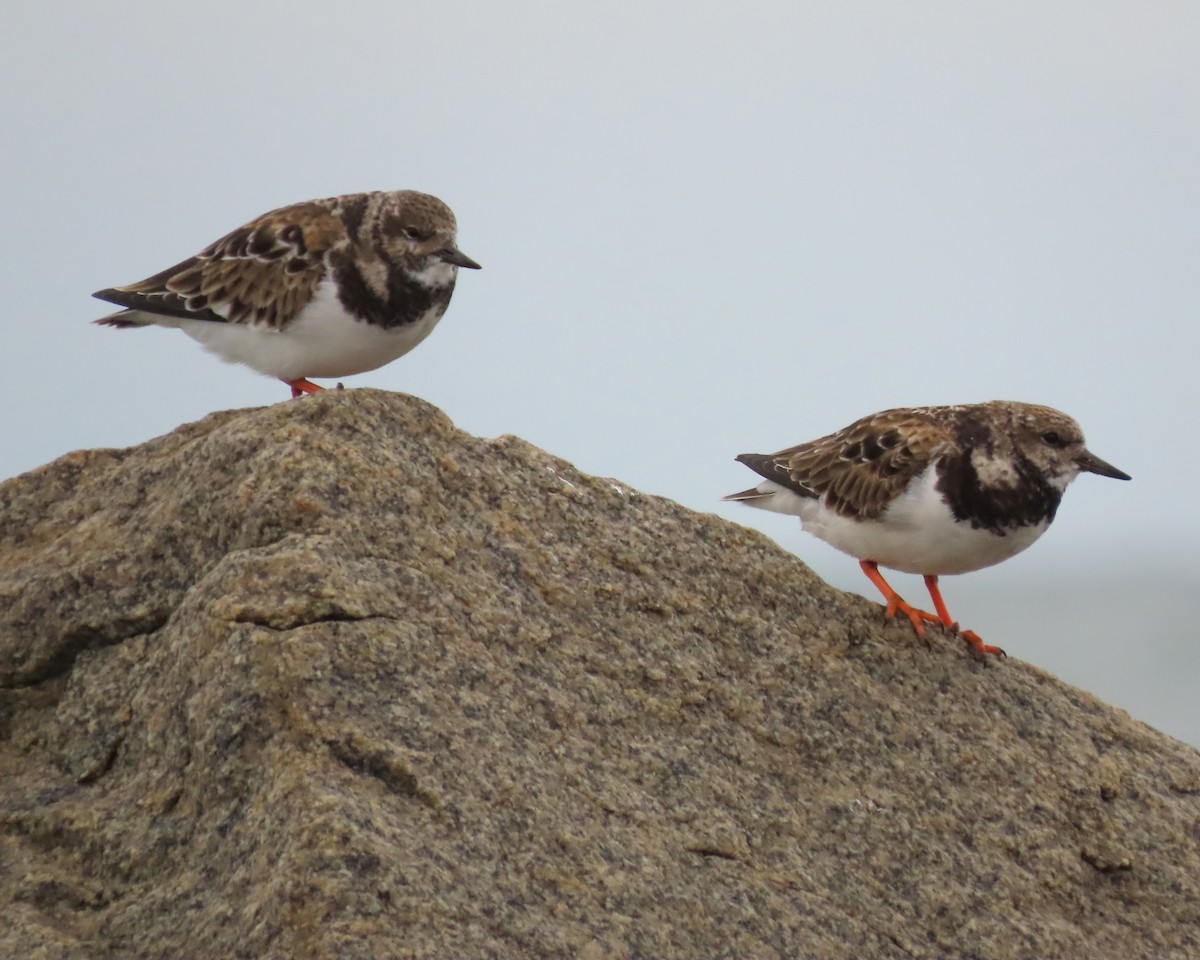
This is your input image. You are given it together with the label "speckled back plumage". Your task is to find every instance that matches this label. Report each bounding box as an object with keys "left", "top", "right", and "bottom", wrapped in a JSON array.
[{"left": 736, "top": 407, "right": 955, "bottom": 520}]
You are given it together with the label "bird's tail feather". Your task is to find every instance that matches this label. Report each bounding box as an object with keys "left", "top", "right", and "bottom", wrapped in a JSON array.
[
  {"left": 723, "top": 486, "right": 774, "bottom": 503},
  {"left": 93, "top": 308, "right": 160, "bottom": 329}
]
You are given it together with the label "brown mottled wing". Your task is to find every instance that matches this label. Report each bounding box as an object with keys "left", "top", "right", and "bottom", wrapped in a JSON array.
[
  {"left": 737, "top": 409, "right": 957, "bottom": 519},
  {"left": 93, "top": 200, "right": 348, "bottom": 329}
]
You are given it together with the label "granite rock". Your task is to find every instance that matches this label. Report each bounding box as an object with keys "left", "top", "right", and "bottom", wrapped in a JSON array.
[{"left": 1, "top": 389, "right": 1197, "bottom": 959}]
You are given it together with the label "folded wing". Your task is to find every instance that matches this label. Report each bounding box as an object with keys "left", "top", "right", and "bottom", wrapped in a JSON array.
[
  {"left": 731, "top": 409, "right": 956, "bottom": 519},
  {"left": 93, "top": 200, "right": 348, "bottom": 330}
]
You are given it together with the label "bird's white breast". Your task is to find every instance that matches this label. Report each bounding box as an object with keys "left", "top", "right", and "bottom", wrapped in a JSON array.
[
  {"left": 173, "top": 280, "right": 446, "bottom": 381},
  {"left": 745, "top": 468, "right": 1050, "bottom": 576}
]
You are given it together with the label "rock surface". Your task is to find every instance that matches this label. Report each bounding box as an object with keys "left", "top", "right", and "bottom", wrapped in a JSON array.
[{"left": 1, "top": 389, "right": 1197, "bottom": 960}]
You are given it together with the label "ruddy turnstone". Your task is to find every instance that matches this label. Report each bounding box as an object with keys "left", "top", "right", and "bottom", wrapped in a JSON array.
[
  {"left": 93, "top": 190, "right": 480, "bottom": 397},
  {"left": 724, "top": 401, "right": 1130, "bottom": 657}
]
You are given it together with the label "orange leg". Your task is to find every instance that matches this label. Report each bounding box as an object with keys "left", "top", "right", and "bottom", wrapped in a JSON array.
[
  {"left": 285, "top": 378, "right": 324, "bottom": 399},
  {"left": 858, "top": 561, "right": 940, "bottom": 638},
  {"left": 923, "top": 575, "right": 1006, "bottom": 658}
]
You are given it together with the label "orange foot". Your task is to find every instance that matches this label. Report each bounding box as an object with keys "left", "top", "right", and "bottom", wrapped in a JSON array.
[
  {"left": 285, "top": 378, "right": 324, "bottom": 399},
  {"left": 959, "top": 629, "right": 1006, "bottom": 659},
  {"left": 859, "top": 561, "right": 940, "bottom": 637},
  {"left": 923, "top": 575, "right": 1006, "bottom": 659}
]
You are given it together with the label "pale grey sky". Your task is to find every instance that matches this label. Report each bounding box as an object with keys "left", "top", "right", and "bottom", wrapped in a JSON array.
[{"left": 3, "top": 2, "right": 1197, "bottom": 743}]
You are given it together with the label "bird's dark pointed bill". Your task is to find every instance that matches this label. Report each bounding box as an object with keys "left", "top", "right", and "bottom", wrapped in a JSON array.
[
  {"left": 1076, "top": 451, "right": 1131, "bottom": 481},
  {"left": 438, "top": 245, "right": 481, "bottom": 269}
]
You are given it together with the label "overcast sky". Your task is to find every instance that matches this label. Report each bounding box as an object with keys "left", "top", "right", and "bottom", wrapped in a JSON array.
[{"left": 3, "top": 2, "right": 1197, "bottom": 745}]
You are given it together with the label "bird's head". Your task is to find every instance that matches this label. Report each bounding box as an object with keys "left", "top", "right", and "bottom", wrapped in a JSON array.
[{"left": 1011, "top": 405, "right": 1130, "bottom": 488}]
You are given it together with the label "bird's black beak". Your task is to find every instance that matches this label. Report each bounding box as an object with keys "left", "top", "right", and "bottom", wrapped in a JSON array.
[
  {"left": 1075, "top": 450, "right": 1131, "bottom": 481},
  {"left": 438, "top": 244, "right": 481, "bottom": 269}
]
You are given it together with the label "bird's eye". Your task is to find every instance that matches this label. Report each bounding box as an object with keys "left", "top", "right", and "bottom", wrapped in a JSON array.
[
  {"left": 1042, "top": 430, "right": 1064, "bottom": 447},
  {"left": 401, "top": 226, "right": 423, "bottom": 240}
]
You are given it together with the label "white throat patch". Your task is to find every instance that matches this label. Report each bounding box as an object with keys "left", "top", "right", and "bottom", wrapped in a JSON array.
[{"left": 410, "top": 259, "right": 456, "bottom": 289}]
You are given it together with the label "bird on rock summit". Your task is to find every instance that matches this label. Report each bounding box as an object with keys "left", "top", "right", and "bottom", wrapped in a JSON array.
[{"left": 93, "top": 189, "right": 480, "bottom": 398}]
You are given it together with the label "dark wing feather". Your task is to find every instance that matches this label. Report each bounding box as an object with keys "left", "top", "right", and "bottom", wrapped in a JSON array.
[
  {"left": 738, "top": 409, "right": 957, "bottom": 519},
  {"left": 93, "top": 200, "right": 348, "bottom": 329}
]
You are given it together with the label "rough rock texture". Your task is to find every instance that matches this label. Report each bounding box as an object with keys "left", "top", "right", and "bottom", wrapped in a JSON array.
[{"left": 1, "top": 389, "right": 1198, "bottom": 960}]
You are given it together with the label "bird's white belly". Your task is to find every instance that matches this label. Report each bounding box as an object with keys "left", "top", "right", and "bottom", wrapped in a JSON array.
[
  {"left": 750, "top": 470, "right": 1049, "bottom": 576},
  {"left": 174, "top": 280, "right": 444, "bottom": 381}
]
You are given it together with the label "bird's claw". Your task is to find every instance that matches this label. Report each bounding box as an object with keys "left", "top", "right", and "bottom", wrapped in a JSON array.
[
  {"left": 961, "top": 629, "right": 1006, "bottom": 659},
  {"left": 883, "top": 596, "right": 939, "bottom": 639}
]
